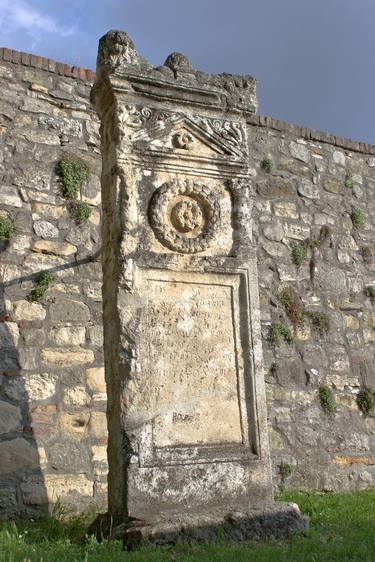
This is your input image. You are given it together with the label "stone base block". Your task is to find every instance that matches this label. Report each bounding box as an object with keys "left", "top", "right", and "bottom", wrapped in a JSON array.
[{"left": 93, "top": 502, "right": 308, "bottom": 548}]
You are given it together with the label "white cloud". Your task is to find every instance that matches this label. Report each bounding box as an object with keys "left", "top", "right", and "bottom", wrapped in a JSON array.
[{"left": 0, "top": 0, "right": 75, "bottom": 45}]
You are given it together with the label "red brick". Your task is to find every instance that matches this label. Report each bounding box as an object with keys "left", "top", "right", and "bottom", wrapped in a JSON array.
[
  {"left": 3, "top": 48, "right": 12, "bottom": 62},
  {"left": 11, "top": 50, "right": 21, "bottom": 64},
  {"left": 21, "top": 52, "right": 30, "bottom": 66},
  {"left": 56, "top": 62, "right": 65, "bottom": 75},
  {"left": 47, "top": 59, "right": 56, "bottom": 73},
  {"left": 86, "top": 70, "right": 96, "bottom": 82}
]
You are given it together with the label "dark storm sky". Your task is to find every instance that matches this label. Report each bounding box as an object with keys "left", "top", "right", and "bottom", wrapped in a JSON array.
[{"left": 0, "top": 0, "right": 374, "bottom": 144}]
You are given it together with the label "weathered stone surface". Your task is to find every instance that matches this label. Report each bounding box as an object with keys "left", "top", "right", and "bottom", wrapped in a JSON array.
[
  {"left": 41, "top": 348, "right": 94, "bottom": 366},
  {"left": 0, "top": 438, "right": 39, "bottom": 474},
  {"left": 0, "top": 401, "right": 22, "bottom": 434},
  {"left": 50, "top": 326, "right": 86, "bottom": 346},
  {"left": 48, "top": 300, "right": 90, "bottom": 324},
  {"left": 13, "top": 301, "right": 46, "bottom": 322},
  {"left": 24, "top": 373, "right": 57, "bottom": 401},
  {"left": 87, "top": 367, "right": 106, "bottom": 393},
  {"left": 0, "top": 34, "right": 375, "bottom": 520},
  {"left": 89, "top": 29, "right": 299, "bottom": 538},
  {"left": 33, "top": 220, "right": 59, "bottom": 239},
  {"left": 32, "top": 240, "right": 77, "bottom": 256}
]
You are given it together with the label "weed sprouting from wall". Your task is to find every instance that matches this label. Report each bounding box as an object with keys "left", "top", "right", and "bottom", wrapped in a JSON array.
[
  {"left": 367, "top": 286, "right": 375, "bottom": 305},
  {"left": 279, "top": 287, "right": 305, "bottom": 327},
  {"left": 57, "top": 156, "right": 89, "bottom": 199},
  {"left": 72, "top": 201, "right": 92, "bottom": 224},
  {"left": 307, "top": 311, "right": 330, "bottom": 337},
  {"left": 351, "top": 208, "right": 366, "bottom": 228},
  {"left": 28, "top": 272, "right": 54, "bottom": 302},
  {"left": 278, "top": 462, "right": 292, "bottom": 479},
  {"left": 361, "top": 247, "right": 373, "bottom": 264},
  {"left": 261, "top": 157, "right": 273, "bottom": 172},
  {"left": 0, "top": 215, "right": 14, "bottom": 240},
  {"left": 319, "top": 385, "right": 336, "bottom": 415},
  {"left": 269, "top": 323, "right": 294, "bottom": 345},
  {"left": 291, "top": 241, "right": 308, "bottom": 267},
  {"left": 357, "top": 388, "right": 375, "bottom": 416},
  {"left": 345, "top": 175, "right": 354, "bottom": 189}
]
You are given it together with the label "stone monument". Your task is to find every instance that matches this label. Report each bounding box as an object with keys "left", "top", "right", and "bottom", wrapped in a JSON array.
[{"left": 91, "top": 30, "right": 307, "bottom": 544}]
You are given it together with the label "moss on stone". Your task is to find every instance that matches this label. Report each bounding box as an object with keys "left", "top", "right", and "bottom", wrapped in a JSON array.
[
  {"left": 57, "top": 156, "right": 89, "bottom": 199},
  {"left": 319, "top": 385, "right": 336, "bottom": 415},
  {"left": 0, "top": 215, "right": 14, "bottom": 240}
]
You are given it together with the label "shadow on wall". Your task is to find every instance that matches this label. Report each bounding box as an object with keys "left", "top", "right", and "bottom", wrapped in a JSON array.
[{"left": 0, "top": 248, "right": 102, "bottom": 518}]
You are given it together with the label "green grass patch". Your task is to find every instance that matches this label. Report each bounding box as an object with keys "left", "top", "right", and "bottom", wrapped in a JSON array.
[
  {"left": 0, "top": 215, "right": 14, "bottom": 240},
  {"left": 351, "top": 208, "right": 366, "bottom": 228},
  {"left": 269, "top": 322, "right": 294, "bottom": 345},
  {"left": 72, "top": 201, "right": 92, "bottom": 224},
  {"left": 1, "top": 491, "right": 375, "bottom": 561},
  {"left": 27, "top": 271, "right": 54, "bottom": 302},
  {"left": 261, "top": 157, "right": 273, "bottom": 172},
  {"left": 57, "top": 156, "right": 89, "bottom": 199},
  {"left": 319, "top": 385, "right": 336, "bottom": 415}
]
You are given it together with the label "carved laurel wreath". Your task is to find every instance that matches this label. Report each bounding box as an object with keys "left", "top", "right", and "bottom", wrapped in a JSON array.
[{"left": 149, "top": 180, "right": 221, "bottom": 253}]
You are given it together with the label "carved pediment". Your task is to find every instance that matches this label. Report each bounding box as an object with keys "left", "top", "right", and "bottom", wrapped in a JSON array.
[{"left": 116, "top": 105, "right": 247, "bottom": 162}]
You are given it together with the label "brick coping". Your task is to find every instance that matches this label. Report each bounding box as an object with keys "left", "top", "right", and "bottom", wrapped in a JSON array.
[
  {"left": 0, "top": 47, "right": 95, "bottom": 82},
  {"left": 1, "top": 46, "right": 374, "bottom": 155}
]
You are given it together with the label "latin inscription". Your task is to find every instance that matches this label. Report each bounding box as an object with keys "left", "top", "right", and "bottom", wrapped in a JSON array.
[{"left": 137, "top": 272, "right": 243, "bottom": 449}]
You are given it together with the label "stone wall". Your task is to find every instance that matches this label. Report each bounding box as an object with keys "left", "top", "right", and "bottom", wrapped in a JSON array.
[
  {"left": 0, "top": 48, "right": 374, "bottom": 516},
  {"left": 0, "top": 50, "right": 105, "bottom": 515}
]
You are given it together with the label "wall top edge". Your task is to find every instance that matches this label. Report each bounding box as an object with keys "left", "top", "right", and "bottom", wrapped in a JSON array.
[
  {"left": 247, "top": 115, "right": 375, "bottom": 156},
  {"left": 0, "top": 46, "right": 96, "bottom": 82},
  {"left": 1, "top": 43, "right": 374, "bottom": 155}
]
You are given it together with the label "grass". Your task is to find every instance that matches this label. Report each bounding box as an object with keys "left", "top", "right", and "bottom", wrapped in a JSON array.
[
  {"left": 1, "top": 491, "right": 375, "bottom": 561},
  {"left": 0, "top": 215, "right": 14, "bottom": 240},
  {"left": 351, "top": 208, "right": 366, "bottom": 228},
  {"left": 27, "top": 272, "right": 54, "bottom": 302},
  {"left": 269, "top": 322, "right": 294, "bottom": 345},
  {"left": 57, "top": 156, "right": 89, "bottom": 199},
  {"left": 72, "top": 201, "right": 92, "bottom": 224},
  {"left": 319, "top": 385, "right": 336, "bottom": 415}
]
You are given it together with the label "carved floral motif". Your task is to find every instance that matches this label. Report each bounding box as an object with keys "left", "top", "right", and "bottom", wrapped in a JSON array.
[{"left": 149, "top": 180, "right": 221, "bottom": 253}]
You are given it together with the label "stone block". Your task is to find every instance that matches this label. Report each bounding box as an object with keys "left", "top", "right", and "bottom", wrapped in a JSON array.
[
  {"left": 28, "top": 404, "right": 57, "bottom": 439},
  {"left": 33, "top": 220, "right": 59, "bottom": 239},
  {"left": 32, "top": 240, "right": 77, "bottom": 256},
  {"left": 24, "top": 373, "right": 57, "bottom": 401},
  {"left": 48, "top": 300, "right": 90, "bottom": 324},
  {"left": 89, "top": 412, "right": 107, "bottom": 440},
  {"left": 0, "top": 401, "right": 22, "bottom": 434},
  {"left": 21, "top": 474, "right": 93, "bottom": 505},
  {"left": 87, "top": 367, "right": 106, "bottom": 393},
  {"left": 13, "top": 300, "right": 46, "bottom": 322},
  {"left": 63, "top": 386, "right": 90, "bottom": 407},
  {"left": 50, "top": 326, "right": 86, "bottom": 346},
  {"left": 0, "top": 438, "right": 39, "bottom": 474},
  {"left": 59, "top": 412, "right": 90, "bottom": 439},
  {"left": 41, "top": 348, "right": 94, "bottom": 366}
]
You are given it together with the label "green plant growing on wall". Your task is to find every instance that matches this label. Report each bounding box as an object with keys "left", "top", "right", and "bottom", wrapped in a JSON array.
[
  {"left": 345, "top": 175, "right": 354, "bottom": 189},
  {"left": 361, "top": 247, "right": 373, "bottom": 264},
  {"left": 269, "top": 323, "right": 294, "bottom": 345},
  {"left": 291, "top": 241, "right": 308, "bottom": 267},
  {"left": 367, "top": 286, "right": 375, "bottom": 305},
  {"left": 319, "top": 385, "right": 336, "bottom": 415},
  {"left": 261, "top": 157, "right": 273, "bottom": 172},
  {"left": 278, "top": 462, "right": 292, "bottom": 479},
  {"left": 279, "top": 287, "right": 305, "bottom": 327},
  {"left": 357, "top": 388, "right": 375, "bottom": 416},
  {"left": 72, "top": 201, "right": 92, "bottom": 224},
  {"left": 351, "top": 208, "right": 366, "bottom": 228},
  {"left": 278, "top": 462, "right": 292, "bottom": 491},
  {"left": 0, "top": 215, "right": 14, "bottom": 240},
  {"left": 57, "top": 156, "right": 89, "bottom": 199},
  {"left": 28, "top": 272, "right": 54, "bottom": 302},
  {"left": 307, "top": 311, "right": 330, "bottom": 337}
]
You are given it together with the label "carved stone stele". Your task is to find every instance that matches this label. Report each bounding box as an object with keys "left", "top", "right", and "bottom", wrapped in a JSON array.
[{"left": 91, "top": 30, "right": 308, "bottom": 544}]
